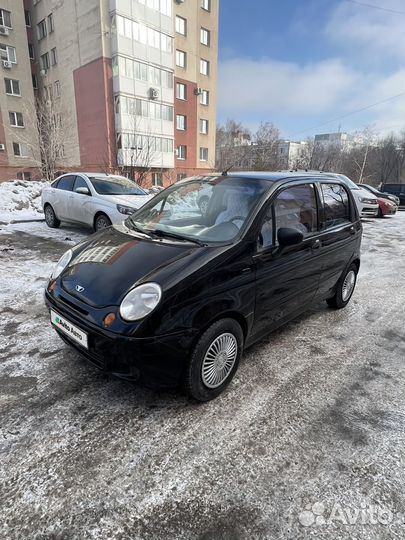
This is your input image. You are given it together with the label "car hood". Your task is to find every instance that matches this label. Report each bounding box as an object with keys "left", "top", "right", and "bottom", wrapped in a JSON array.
[
  {"left": 98, "top": 193, "right": 154, "bottom": 208},
  {"left": 355, "top": 187, "right": 378, "bottom": 201},
  {"left": 60, "top": 224, "right": 206, "bottom": 308}
]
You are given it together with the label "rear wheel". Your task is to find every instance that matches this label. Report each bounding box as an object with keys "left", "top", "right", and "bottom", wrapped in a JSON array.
[
  {"left": 327, "top": 263, "right": 358, "bottom": 309},
  {"left": 44, "top": 204, "right": 60, "bottom": 228},
  {"left": 94, "top": 213, "right": 111, "bottom": 232},
  {"left": 184, "top": 318, "right": 243, "bottom": 401}
]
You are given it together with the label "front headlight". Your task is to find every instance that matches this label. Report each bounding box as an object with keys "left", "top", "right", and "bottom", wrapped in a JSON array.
[
  {"left": 117, "top": 204, "right": 136, "bottom": 215},
  {"left": 359, "top": 197, "right": 376, "bottom": 205},
  {"left": 51, "top": 249, "right": 72, "bottom": 279},
  {"left": 120, "top": 282, "right": 162, "bottom": 321}
]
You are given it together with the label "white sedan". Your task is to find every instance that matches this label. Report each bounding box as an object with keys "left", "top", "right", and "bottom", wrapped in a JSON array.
[
  {"left": 41, "top": 173, "right": 154, "bottom": 231},
  {"left": 325, "top": 173, "right": 379, "bottom": 217}
]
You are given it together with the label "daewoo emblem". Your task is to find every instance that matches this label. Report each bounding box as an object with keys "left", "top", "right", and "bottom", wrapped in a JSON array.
[{"left": 75, "top": 285, "right": 85, "bottom": 293}]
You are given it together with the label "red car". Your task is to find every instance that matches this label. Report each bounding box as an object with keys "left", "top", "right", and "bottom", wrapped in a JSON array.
[{"left": 376, "top": 196, "right": 397, "bottom": 217}]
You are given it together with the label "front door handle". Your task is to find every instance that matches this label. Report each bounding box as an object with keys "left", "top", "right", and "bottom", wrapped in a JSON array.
[
  {"left": 349, "top": 226, "right": 356, "bottom": 235},
  {"left": 311, "top": 239, "right": 321, "bottom": 250}
]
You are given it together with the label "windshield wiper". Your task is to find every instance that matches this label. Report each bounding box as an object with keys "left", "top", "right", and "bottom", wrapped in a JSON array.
[
  {"left": 126, "top": 218, "right": 154, "bottom": 237},
  {"left": 151, "top": 229, "right": 206, "bottom": 247}
]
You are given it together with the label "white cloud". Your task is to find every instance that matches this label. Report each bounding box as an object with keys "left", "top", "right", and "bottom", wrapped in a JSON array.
[{"left": 217, "top": 0, "right": 405, "bottom": 137}]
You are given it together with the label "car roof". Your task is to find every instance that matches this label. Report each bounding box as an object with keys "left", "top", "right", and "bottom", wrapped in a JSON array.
[{"left": 226, "top": 170, "right": 344, "bottom": 183}]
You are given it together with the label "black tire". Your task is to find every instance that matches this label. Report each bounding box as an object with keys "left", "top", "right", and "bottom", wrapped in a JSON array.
[
  {"left": 44, "top": 204, "right": 60, "bottom": 228},
  {"left": 94, "top": 213, "right": 112, "bottom": 232},
  {"left": 377, "top": 207, "right": 384, "bottom": 218},
  {"left": 184, "top": 318, "right": 243, "bottom": 402},
  {"left": 327, "top": 263, "right": 358, "bottom": 309}
]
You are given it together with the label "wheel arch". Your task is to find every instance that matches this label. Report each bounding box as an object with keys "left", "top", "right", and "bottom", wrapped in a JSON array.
[{"left": 93, "top": 210, "right": 111, "bottom": 230}]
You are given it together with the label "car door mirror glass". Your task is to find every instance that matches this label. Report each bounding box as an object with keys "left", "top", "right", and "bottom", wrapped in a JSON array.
[
  {"left": 277, "top": 227, "right": 304, "bottom": 247},
  {"left": 75, "top": 186, "right": 90, "bottom": 195}
]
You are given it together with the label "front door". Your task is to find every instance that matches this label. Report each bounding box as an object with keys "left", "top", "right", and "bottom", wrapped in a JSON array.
[
  {"left": 253, "top": 183, "right": 322, "bottom": 339},
  {"left": 53, "top": 175, "right": 75, "bottom": 220}
]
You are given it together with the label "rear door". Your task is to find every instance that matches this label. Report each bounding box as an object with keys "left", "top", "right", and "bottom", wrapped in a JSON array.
[
  {"left": 253, "top": 182, "right": 322, "bottom": 338},
  {"left": 316, "top": 182, "right": 360, "bottom": 299},
  {"left": 52, "top": 175, "right": 75, "bottom": 220}
]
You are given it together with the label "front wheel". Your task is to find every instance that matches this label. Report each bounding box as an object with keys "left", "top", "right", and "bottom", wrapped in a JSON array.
[
  {"left": 184, "top": 318, "right": 243, "bottom": 402},
  {"left": 327, "top": 263, "right": 358, "bottom": 309},
  {"left": 44, "top": 204, "right": 60, "bottom": 228},
  {"left": 94, "top": 213, "right": 112, "bottom": 232}
]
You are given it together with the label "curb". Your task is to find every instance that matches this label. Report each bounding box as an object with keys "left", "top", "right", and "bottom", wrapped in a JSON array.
[{"left": 0, "top": 218, "right": 45, "bottom": 225}]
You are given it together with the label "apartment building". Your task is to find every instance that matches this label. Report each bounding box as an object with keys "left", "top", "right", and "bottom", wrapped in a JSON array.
[
  {"left": 0, "top": 0, "right": 219, "bottom": 185},
  {"left": 0, "top": 0, "right": 40, "bottom": 180}
]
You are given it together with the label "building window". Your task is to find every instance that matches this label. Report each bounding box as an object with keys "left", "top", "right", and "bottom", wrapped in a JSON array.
[
  {"left": 152, "top": 173, "right": 163, "bottom": 187},
  {"left": 200, "top": 147, "right": 209, "bottom": 161},
  {"left": 200, "top": 28, "right": 210, "bottom": 46},
  {"left": 201, "top": 0, "right": 211, "bottom": 11},
  {"left": 176, "top": 82, "right": 187, "bottom": 100},
  {"left": 9, "top": 111, "right": 24, "bottom": 127},
  {"left": 54, "top": 80, "right": 61, "bottom": 96},
  {"left": 176, "top": 49, "right": 186, "bottom": 68},
  {"left": 175, "top": 16, "right": 186, "bottom": 35},
  {"left": 200, "top": 89, "right": 209, "bottom": 105},
  {"left": 17, "top": 171, "right": 32, "bottom": 181},
  {"left": 200, "top": 59, "right": 209, "bottom": 76},
  {"left": 32, "top": 74, "right": 38, "bottom": 89},
  {"left": 48, "top": 13, "right": 54, "bottom": 33},
  {"left": 13, "top": 142, "right": 28, "bottom": 157},
  {"left": 200, "top": 119, "right": 209, "bottom": 134},
  {"left": 0, "top": 9, "right": 12, "bottom": 28},
  {"left": 51, "top": 47, "right": 57, "bottom": 65},
  {"left": 177, "top": 145, "right": 187, "bottom": 160},
  {"left": 28, "top": 44, "right": 35, "bottom": 60},
  {"left": 176, "top": 114, "right": 187, "bottom": 131},
  {"left": 41, "top": 52, "right": 50, "bottom": 70},
  {"left": 24, "top": 10, "right": 31, "bottom": 27},
  {"left": 37, "top": 19, "right": 47, "bottom": 40},
  {"left": 0, "top": 44, "right": 17, "bottom": 64},
  {"left": 4, "top": 78, "right": 20, "bottom": 96}
]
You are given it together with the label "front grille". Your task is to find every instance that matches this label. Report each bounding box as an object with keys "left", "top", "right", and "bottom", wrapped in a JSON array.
[{"left": 59, "top": 294, "right": 89, "bottom": 316}]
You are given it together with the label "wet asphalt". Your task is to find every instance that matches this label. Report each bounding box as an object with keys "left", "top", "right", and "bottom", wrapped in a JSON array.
[{"left": 0, "top": 215, "right": 405, "bottom": 540}]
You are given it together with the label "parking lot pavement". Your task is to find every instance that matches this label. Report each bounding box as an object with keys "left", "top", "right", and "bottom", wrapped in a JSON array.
[{"left": 1, "top": 215, "right": 405, "bottom": 540}]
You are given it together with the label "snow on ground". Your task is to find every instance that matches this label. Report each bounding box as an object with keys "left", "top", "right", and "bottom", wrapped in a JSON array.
[{"left": 0, "top": 179, "right": 48, "bottom": 223}]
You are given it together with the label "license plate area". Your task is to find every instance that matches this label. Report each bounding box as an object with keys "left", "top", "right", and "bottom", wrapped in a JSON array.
[{"left": 51, "top": 309, "right": 89, "bottom": 349}]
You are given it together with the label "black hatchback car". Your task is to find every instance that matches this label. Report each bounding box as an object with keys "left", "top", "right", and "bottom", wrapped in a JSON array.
[{"left": 45, "top": 172, "right": 362, "bottom": 401}]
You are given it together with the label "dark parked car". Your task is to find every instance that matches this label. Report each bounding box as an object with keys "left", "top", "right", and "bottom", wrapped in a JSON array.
[
  {"left": 45, "top": 172, "right": 362, "bottom": 401},
  {"left": 381, "top": 183, "right": 405, "bottom": 206},
  {"left": 358, "top": 184, "right": 400, "bottom": 207}
]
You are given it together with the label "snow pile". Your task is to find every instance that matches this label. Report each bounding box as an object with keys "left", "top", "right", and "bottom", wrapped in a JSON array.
[{"left": 0, "top": 180, "right": 47, "bottom": 223}]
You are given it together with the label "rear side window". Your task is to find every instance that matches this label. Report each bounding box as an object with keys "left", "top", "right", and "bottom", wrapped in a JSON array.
[
  {"left": 56, "top": 175, "right": 75, "bottom": 191},
  {"left": 73, "top": 176, "right": 88, "bottom": 191},
  {"left": 321, "top": 184, "right": 350, "bottom": 228}
]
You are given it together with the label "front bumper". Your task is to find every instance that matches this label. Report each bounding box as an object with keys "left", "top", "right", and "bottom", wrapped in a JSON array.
[
  {"left": 360, "top": 206, "right": 379, "bottom": 217},
  {"left": 45, "top": 290, "right": 195, "bottom": 389}
]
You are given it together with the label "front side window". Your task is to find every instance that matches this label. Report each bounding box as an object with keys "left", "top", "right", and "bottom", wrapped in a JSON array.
[
  {"left": 321, "top": 183, "right": 350, "bottom": 229},
  {"left": 129, "top": 177, "right": 269, "bottom": 244},
  {"left": 73, "top": 176, "right": 88, "bottom": 191},
  {"left": 274, "top": 184, "right": 318, "bottom": 239}
]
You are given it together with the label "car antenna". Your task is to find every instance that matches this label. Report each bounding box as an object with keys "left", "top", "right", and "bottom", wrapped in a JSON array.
[{"left": 222, "top": 164, "right": 235, "bottom": 176}]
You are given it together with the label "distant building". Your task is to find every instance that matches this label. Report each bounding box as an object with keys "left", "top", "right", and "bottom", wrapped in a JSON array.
[
  {"left": 277, "top": 140, "right": 308, "bottom": 169},
  {"left": 314, "top": 132, "right": 354, "bottom": 150}
]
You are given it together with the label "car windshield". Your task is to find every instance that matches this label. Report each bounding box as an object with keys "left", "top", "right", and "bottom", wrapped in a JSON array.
[
  {"left": 127, "top": 176, "right": 269, "bottom": 244},
  {"left": 90, "top": 176, "right": 147, "bottom": 196}
]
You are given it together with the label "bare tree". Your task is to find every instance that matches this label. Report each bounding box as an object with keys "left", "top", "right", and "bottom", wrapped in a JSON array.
[
  {"left": 252, "top": 122, "right": 280, "bottom": 170},
  {"left": 6, "top": 92, "right": 71, "bottom": 181}
]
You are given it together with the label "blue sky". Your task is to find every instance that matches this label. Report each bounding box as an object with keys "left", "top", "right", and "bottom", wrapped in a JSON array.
[{"left": 217, "top": 0, "right": 405, "bottom": 139}]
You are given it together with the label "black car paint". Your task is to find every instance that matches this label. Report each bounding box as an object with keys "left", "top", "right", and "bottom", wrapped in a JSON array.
[
  {"left": 381, "top": 183, "right": 405, "bottom": 206},
  {"left": 45, "top": 174, "right": 362, "bottom": 389}
]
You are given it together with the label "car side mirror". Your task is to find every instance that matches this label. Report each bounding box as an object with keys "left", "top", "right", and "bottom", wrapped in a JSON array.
[
  {"left": 277, "top": 227, "right": 304, "bottom": 247},
  {"left": 75, "top": 186, "right": 90, "bottom": 195}
]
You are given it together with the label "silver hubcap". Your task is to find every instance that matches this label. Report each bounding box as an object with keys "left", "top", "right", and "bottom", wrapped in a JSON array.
[
  {"left": 97, "top": 217, "right": 109, "bottom": 230},
  {"left": 342, "top": 270, "right": 356, "bottom": 302},
  {"left": 45, "top": 207, "right": 53, "bottom": 224},
  {"left": 201, "top": 333, "right": 238, "bottom": 389}
]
